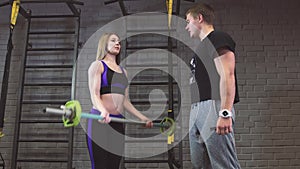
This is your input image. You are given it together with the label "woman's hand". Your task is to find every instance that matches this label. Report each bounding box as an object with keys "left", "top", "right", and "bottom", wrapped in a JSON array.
[
  {"left": 141, "top": 117, "right": 153, "bottom": 128},
  {"left": 98, "top": 112, "right": 111, "bottom": 123}
]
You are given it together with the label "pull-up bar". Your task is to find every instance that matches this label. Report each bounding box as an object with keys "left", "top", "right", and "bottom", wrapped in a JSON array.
[
  {"left": 21, "top": 0, "right": 83, "bottom": 5},
  {"left": 0, "top": 1, "right": 10, "bottom": 7}
]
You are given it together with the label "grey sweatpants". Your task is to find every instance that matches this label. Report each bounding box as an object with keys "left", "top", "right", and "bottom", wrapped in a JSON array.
[{"left": 189, "top": 100, "right": 241, "bottom": 169}]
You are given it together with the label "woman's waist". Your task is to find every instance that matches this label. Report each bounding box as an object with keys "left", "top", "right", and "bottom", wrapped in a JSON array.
[{"left": 90, "top": 108, "right": 124, "bottom": 118}]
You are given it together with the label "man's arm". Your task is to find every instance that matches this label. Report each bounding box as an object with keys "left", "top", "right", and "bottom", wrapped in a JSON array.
[
  {"left": 215, "top": 48, "right": 236, "bottom": 110},
  {"left": 214, "top": 47, "right": 236, "bottom": 135}
]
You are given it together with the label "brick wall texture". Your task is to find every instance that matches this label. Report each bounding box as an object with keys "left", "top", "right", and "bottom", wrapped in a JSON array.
[{"left": 0, "top": 0, "right": 300, "bottom": 168}]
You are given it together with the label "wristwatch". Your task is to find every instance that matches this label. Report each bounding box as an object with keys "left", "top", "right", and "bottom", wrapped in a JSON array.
[{"left": 219, "top": 109, "right": 232, "bottom": 118}]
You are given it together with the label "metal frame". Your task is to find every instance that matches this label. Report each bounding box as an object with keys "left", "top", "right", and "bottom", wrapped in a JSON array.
[
  {"left": 0, "top": 152, "right": 4, "bottom": 169},
  {"left": 106, "top": 0, "right": 183, "bottom": 168},
  {"left": 0, "top": 1, "right": 10, "bottom": 7},
  {"left": 105, "top": 0, "right": 127, "bottom": 15},
  {"left": 166, "top": 1, "right": 182, "bottom": 168},
  {"left": 0, "top": 0, "right": 81, "bottom": 139},
  {"left": 104, "top": 0, "right": 188, "bottom": 16},
  {"left": 21, "top": 0, "right": 83, "bottom": 16},
  {"left": 0, "top": 1, "right": 31, "bottom": 18},
  {"left": 0, "top": 0, "right": 28, "bottom": 135},
  {"left": 21, "top": 0, "right": 83, "bottom": 5},
  {"left": 2, "top": 0, "right": 84, "bottom": 17},
  {"left": 68, "top": 8, "right": 81, "bottom": 169},
  {"left": 8, "top": 1, "right": 82, "bottom": 169},
  {"left": 11, "top": 9, "right": 32, "bottom": 169}
]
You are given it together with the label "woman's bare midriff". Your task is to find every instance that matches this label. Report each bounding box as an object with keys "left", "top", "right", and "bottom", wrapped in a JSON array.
[{"left": 99, "top": 93, "right": 125, "bottom": 115}]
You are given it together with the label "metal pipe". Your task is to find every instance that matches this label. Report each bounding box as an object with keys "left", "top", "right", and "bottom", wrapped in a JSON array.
[
  {"left": 104, "top": 0, "right": 118, "bottom": 5},
  {"left": 11, "top": 10, "right": 32, "bottom": 169},
  {"left": 21, "top": 0, "right": 83, "bottom": 5},
  {"left": 44, "top": 107, "right": 169, "bottom": 127},
  {"left": 0, "top": 1, "right": 9, "bottom": 7}
]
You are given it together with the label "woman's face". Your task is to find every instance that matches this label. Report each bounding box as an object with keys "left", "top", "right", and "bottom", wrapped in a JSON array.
[{"left": 107, "top": 34, "right": 121, "bottom": 55}]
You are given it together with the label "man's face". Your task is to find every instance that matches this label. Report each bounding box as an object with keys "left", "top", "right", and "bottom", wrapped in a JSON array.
[{"left": 185, "top": 13, "right": 201, "bottom": 38}]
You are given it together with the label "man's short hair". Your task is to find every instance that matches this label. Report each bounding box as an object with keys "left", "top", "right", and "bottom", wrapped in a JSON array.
[{"left": 186, "top": 3, "right": 215, "bottom": 25}]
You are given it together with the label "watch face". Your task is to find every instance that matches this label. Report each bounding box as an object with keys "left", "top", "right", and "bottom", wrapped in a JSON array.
[{"left": 222, "top": 111, "right": 228, "bottom": 116}]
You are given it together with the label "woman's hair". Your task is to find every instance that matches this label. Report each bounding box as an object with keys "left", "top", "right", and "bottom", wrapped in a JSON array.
[
  {"left": 96, "top": 33, "right": 119, "bottom": 60},
  {"left": 186, "top": 3, "right": 215, "bottom": 25}
]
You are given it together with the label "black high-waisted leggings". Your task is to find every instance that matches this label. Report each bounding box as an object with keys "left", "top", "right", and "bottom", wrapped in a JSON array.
[{"left": 86, "top": 109, "right": 125, "bottom": 169}]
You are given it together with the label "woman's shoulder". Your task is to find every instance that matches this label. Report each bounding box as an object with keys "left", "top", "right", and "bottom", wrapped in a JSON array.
[
  {"left": 119, "top": 65, "right": 128, "bottom": 76},
  {"left": 88, "top": 60, "right": 104, "bottom": 73},
  {"left": 90, "top": 60, "right": 104, "bottom": 67}
]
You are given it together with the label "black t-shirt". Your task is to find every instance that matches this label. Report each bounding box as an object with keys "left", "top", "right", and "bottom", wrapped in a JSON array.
[{"left": 190, "top": 30, "right": 239, "bottom": 104}]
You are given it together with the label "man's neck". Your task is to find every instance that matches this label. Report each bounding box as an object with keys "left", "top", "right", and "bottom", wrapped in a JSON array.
[{"left": 199, "top": 24, "right": 214, "bottom": 41}]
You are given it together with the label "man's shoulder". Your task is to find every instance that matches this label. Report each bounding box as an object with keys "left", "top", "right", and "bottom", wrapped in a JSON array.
[
  {"left": 208, "top": 30, "right": 232, "bottom": 41},
  {"left": 207, "top": 30, "right": 236, "bottom": 52}
]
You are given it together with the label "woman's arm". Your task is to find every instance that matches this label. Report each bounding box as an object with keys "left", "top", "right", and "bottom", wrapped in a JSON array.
[
  {"left": 122, "top": 69, "right": 152, "bottom": 127},
  {"left": 123, "top": 88, "right": 152, "bottom": 128},
  {"left": 123, "top": 88, "right": 149, "bottom": 121},
  {"left": 88, "top": 61, "right": 110, "bottom": 123}
]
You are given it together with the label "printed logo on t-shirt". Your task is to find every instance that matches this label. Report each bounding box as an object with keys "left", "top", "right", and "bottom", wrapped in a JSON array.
[{"left": 189, "top": 57, "right": 196, "bottom": 84}]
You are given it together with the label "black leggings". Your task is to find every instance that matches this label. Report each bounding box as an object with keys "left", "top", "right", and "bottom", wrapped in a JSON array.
[{"left": 86, "top": 113, "right": 125, "bottom": 169}]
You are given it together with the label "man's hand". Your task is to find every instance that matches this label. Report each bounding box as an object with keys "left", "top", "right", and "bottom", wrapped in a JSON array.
[{"left": 216, "top": 117, "right": 232, "bottom": 135}]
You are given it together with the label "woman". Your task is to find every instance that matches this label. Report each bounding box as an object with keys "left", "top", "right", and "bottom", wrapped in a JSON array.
[{"left": 86, "top": 33, "right": 153, "bottom": 169}]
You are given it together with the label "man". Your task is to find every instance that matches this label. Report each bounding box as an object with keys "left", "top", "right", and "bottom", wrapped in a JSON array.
[{"left": 185, "top": 3, "right": 241, "bottom": 169}]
